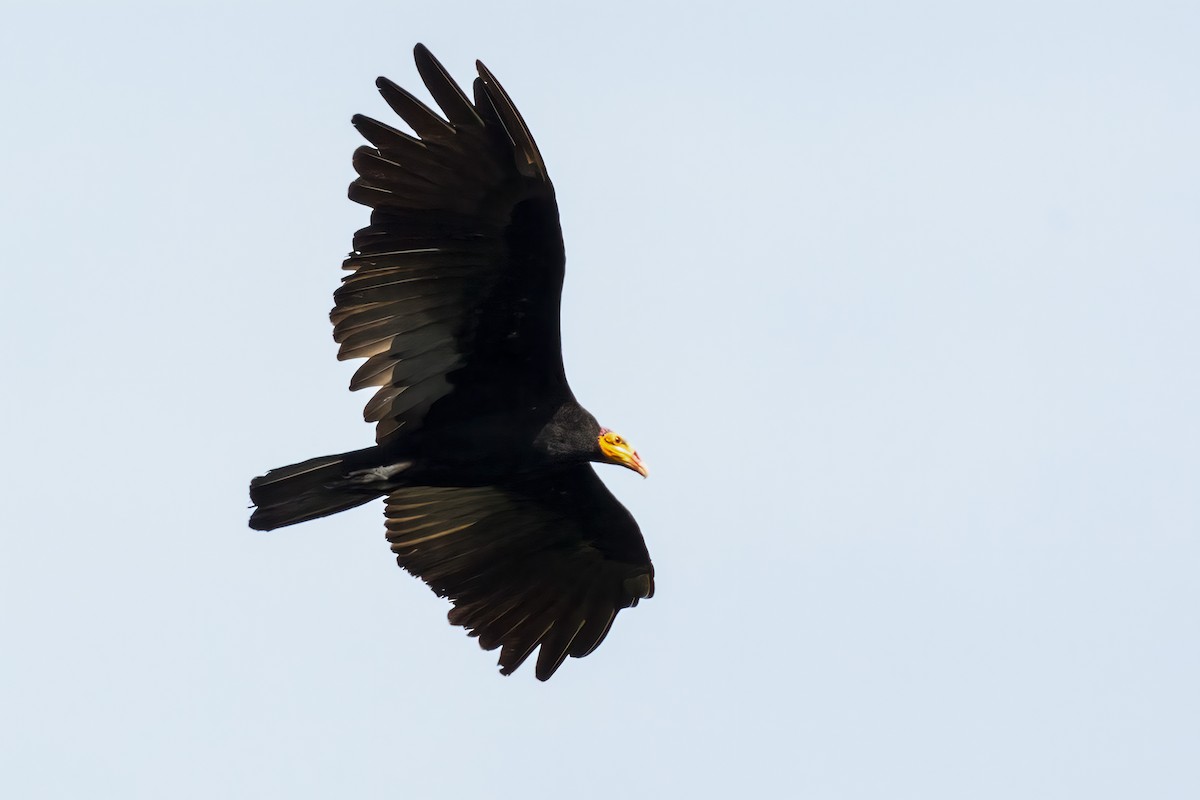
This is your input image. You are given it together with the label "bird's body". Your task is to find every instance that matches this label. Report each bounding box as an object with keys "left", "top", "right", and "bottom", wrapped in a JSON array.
[{"left": 249, "top": 45, "right": 653, "bottom": 681}]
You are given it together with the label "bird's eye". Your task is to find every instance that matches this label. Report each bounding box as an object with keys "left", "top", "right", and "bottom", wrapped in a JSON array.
[{"left": 614, "top": 436, "right": 623, "bottom": 445}]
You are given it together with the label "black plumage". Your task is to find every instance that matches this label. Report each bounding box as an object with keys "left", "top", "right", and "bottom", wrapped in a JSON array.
[{"left": 249, "top": 44, "right": 653, "bottom": 681}]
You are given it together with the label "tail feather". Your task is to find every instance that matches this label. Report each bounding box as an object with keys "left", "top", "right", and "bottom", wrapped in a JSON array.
[{"left": 249, "top": 448, "right": 385, "bottom": 531}]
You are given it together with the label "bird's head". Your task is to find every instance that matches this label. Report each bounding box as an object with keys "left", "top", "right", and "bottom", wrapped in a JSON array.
[{"left": 597, "top": 428, "right": 648, "bottom": 477}]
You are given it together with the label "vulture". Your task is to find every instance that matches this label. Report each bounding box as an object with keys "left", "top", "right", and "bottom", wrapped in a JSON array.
[{"left": 249, "top": 44, "right": 653, "bottom": 681}]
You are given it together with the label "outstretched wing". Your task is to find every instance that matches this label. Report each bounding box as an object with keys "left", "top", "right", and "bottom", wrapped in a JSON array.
[
  {"left": 385, "top": 465, "right": 655, "bottom": 680},
  {"left": 335, "top": 44, "right": 570, "bottom": 445}
]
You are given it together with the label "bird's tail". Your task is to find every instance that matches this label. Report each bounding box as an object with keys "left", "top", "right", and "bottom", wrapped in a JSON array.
[{"left": 249, "top": 447, "right": 392, "bottom": 531}]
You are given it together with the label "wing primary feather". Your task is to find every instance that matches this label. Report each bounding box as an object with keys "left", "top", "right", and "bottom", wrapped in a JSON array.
[
  {"left": 350, "top": 114, "right": 425, "bottom": 150},
  {"left": 351, "top": 146, "right": 441, "bottom": 187},
  {"left": 564, "top": 579, "right": 617, "bottom": 658},
  {"left": 413, "top": 43, "right": 484, "bottom": 126},
  {"left": 375, "top": 77, "right": 455, "bottom": 139},
  {"left": 476, "top": 581, "right": 559, "bottom": 652},
  {"left": 478, "top": 607, "right": 534, "bottom": 652},
  {"left": 498, "top": 617, "right": 556, "bottom": 677},
  {"left": 471, "top": 79, "right": 515, "bottom": 150},
  {"left": 569, "top": 607, "right": 618, "bottom": 658},
  {"left": 535, "top": 617, "right": 587, "bottom": 681},
  {"left": 475, "top": 60, "right": 548, "bottom": 180}
]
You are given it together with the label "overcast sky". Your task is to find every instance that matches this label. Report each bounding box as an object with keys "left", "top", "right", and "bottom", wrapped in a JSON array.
[{"left": 2, "top": 1, "right": 1198, "bottom": 798}]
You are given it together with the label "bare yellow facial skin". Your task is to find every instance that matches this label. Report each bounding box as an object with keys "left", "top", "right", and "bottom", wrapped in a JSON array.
[{"left": 598, "top": 430, "right": 648, "bottom": 477}]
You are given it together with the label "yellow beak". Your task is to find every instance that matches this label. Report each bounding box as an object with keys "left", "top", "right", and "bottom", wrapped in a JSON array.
[
  {"left": 625, "top": 450, "right": 649, "bottom": 478},
  {"left": 599, "top": 435, "right": 648, "bottom": 478}
]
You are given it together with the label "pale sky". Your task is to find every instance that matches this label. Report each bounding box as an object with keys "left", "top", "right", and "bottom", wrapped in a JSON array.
[{"left": 2, "top": 1, "right": 1198, "bottom": 798}]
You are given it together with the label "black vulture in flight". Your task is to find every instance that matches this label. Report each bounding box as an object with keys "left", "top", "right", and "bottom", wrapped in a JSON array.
[{"left": 249, "top": 44, "right": 653, "bottom": 681}]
